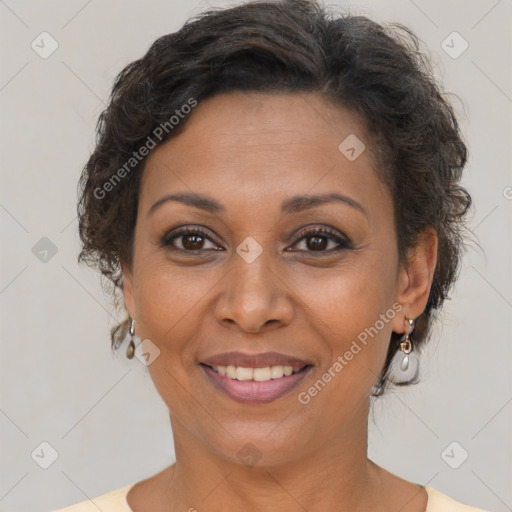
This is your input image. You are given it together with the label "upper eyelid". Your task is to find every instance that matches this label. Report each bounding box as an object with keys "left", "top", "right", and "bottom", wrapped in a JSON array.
[{"left": 161, "top": 226, "right": 216, "bottom": 245}]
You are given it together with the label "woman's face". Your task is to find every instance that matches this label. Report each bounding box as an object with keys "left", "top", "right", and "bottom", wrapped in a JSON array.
[{"left": 122, "top": 92, "right": 428, "bottom": 467}]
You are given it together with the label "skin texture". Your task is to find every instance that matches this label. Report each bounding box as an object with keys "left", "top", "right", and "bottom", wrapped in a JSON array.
[{"left": 122, "top": 92, "right": 437, "bottom": 511}]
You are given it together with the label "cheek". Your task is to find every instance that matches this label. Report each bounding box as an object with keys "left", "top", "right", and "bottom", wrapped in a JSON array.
[
  {"left": 293, "top": 253, "right": 397, "bottom": 336},
  {"left": 130, "top": 266, "right": 211, "bottom": 414},
  {"left": 291, "top": 269, "right": 396, "bottom": 431},
  {"left": 292, "top": 256, "right": 397, "bottom": 392},
  {"left": 132, "top": 264, "right": 212, "bottom": 345}
]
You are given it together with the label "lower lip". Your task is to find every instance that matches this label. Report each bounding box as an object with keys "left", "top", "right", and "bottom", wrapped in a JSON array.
[{"left": 200, "top": 364, "right": 312, "bottom": 404}]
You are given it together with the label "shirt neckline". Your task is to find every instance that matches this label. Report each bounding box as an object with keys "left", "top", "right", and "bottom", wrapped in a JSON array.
[{"left": 122, "top": 482, "right": 431, "bottom": 511}]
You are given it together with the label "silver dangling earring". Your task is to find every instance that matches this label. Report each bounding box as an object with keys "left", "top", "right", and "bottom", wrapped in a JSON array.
[
  {"left": 126, "top": 318, "right": 135, "bottom": 359},
  {"left": 389, "top": 316, "right": 420, "bottom": 385}
]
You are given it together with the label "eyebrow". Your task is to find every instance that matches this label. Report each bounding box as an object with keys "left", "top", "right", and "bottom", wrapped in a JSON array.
[{"left": 147, "top": 192, "right": 367, "bottom": 218}]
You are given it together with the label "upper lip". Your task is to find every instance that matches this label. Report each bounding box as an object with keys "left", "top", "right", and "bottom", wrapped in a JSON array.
[{"left": 201, "top": 351, "right": 312, "bottom": 368}]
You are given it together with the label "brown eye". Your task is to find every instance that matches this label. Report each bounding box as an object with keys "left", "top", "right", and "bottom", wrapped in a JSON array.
[
  {"left": 305, "top": 235, "right": 328, "bottom": 251},
  {"left": 161, "top": 227, "right": 221, "bottom": 252},
  {"left": 181, "top": 233, "right": 206, "bottom": 250},
  {"left": 289, "top": 227, "right": 351, "bottom": 253}
]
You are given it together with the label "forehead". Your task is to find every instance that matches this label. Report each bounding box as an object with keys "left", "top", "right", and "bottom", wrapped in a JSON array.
[{"left": 139, "top": 92, "right": 389, "bottom": 218}]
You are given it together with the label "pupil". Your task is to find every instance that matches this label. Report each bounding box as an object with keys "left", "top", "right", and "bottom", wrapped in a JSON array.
[
  {"left": 308, "top": 236, "right": 327, "bottom": 251},
  {"left": 183, "top": 234, "right": 203, "bottom": 250}
]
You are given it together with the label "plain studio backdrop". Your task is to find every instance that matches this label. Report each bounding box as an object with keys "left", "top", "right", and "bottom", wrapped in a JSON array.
[{"left": 0, "top": 1, "right": 511, "bottom": 511}]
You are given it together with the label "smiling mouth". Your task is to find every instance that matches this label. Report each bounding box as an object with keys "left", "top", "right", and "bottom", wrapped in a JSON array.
[
  {"left": 200, "top": 362, "right": 313, "bottom": 404},
  {"left": 201, "top": 363, "right": 311, "bottom": 381}
]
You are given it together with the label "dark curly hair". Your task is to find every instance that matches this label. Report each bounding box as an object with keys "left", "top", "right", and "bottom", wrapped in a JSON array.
[{"left": 77, "top": 0, "right": 472, "bottom": 397}]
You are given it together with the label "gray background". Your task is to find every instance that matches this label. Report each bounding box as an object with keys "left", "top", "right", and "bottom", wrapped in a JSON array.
[{"left": 0, "top": 1, "right": 511, "bottom": 511}]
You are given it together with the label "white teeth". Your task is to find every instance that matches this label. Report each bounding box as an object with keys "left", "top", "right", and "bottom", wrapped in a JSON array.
[
  {"left": 210, "top": 364, "right": 305, "bottom": 381},
  {"left": 253, "top": 367, "right": 271, "bottom": 381},
  {"left": 270, "top": 365, "right": 284, "bottom": 379},
  {"left": 236, "top": 366, "right": 253, "bottom": 381},
  {"left": 226, "top": 365, "right": 237, "bottom": 379}
]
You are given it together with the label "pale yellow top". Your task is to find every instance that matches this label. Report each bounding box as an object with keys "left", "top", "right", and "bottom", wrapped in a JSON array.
[{"left": 51, "top": 482, "right": 492, "bottom": 511}]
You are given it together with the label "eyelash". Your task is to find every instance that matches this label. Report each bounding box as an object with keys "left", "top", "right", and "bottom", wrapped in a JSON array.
[{"left": 160, "top": 225, "right": 352, "bottom": 255}]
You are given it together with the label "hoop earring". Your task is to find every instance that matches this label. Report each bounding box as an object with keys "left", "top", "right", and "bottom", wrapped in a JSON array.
[
  {"left": 126, "top": 318, "right": 135, "bottom": 359},
  {"left": 389, "top": 316, "right": 420, "bottom": 385}
]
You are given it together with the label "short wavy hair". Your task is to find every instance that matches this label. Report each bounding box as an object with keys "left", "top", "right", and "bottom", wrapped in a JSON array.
[{"left": 77, "top": 0, "right": 472, "bottom": 397}]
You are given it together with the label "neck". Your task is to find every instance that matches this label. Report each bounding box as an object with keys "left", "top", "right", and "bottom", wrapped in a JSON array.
[{"left": 163, "top": 397, "right": 387, "bottom": 512}]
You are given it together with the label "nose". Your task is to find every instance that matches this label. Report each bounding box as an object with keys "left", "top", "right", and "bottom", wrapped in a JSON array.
[{"left": 213, "top": 247, "right": 294, "bottom": 334}]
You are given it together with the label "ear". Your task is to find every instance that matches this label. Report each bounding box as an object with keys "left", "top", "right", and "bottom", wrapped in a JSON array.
[
  {"left": 391, "top": 226, "right": 438, "bottom": 334},
  {"left": 121, "top": 262, "right": 136, "bottom": 320}
]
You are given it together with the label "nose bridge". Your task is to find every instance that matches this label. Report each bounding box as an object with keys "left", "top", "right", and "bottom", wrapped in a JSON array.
[
  {"left": 234, "top": 238, "right": 274, "bottom": 296},
  {"left": 214, "top": 235, "right": 293, "bottom": 332}
]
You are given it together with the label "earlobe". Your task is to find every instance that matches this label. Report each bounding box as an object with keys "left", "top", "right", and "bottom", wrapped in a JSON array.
[
  {"left": 392, "top": 227, "right": 438, "bottom": 333},
  {"left": 121, "top": 264, "right": 136, "bottom": 320}
]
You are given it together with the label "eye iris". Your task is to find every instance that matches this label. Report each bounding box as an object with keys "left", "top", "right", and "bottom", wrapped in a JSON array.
[
  {"left": 183, "top": 234, "right": 204, "bottom": 250},
  {"left": 307, "top": 235, "right": 328, "bottom": 251}
]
